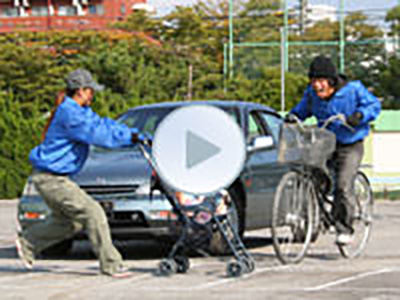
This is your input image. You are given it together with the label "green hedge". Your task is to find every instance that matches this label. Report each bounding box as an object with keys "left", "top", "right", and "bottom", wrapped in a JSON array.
[{"left": 0, "top": 31, "right": 309, "bottom": 199}]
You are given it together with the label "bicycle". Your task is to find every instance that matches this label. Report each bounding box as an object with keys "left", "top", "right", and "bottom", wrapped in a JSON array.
[{"left": 271, "top": 114, "right": 374, "bottom": 264}]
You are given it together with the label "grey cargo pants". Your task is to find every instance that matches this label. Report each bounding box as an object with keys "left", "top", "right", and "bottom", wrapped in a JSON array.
[
  {"left": 21, "top": 171, "right": 124, "bottom": 275},
  {"left": 331, "top": 140, "right": 364, "bottom": 234}
]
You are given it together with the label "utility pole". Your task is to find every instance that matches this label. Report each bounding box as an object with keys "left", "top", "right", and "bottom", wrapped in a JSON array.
[
  {"left": 280, "top": 27, "right": 286, "bottom": 113},
  {"left": 46, "top": 0, "right": 52, "bottom": 29},
  {"left": 397, "top": 0, "right": 400, "bottom": 54},
  {"left": 339, "top": 0, "right": 345, "bottom": 73},
  {"left": 283, "top": 0, "right": 289, "bottom": 71},
  {"left": 187, "top": 63, "right": 193, "bottom": 101},
  {"left": 228, "top": 0, "right": 234, "bottom": 79},
  {"left": 299, "top": 0, "right": 308, "bottom": 35}
]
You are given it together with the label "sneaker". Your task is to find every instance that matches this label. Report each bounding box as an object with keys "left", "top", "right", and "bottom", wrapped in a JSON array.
[
  {"left": 336, "top": 233, "right": 353, "bottom": 245},
  {"left": 107, "top": 266, "right": 134, "bottom": 279},
  {"left": 15, "top": 238, "right": 33, "bottom": 270}
]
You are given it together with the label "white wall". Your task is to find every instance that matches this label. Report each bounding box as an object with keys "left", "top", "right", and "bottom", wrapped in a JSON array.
[{"left": 373, "top": 132, "right": 400, "bottom": 173}]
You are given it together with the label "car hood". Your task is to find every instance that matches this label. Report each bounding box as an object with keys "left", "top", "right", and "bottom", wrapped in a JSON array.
[{"left": 71, "top": 147, "right": 152, "bottom": 186}]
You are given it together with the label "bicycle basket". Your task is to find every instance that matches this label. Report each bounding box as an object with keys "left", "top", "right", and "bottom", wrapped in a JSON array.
[{"left": 278, "top": 123, "right": 336, "bottom": 170}]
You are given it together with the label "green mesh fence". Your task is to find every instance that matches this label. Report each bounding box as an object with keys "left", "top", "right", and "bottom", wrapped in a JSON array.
[{"left": 225, "top": 0, "right": 400, "bottom": 79}]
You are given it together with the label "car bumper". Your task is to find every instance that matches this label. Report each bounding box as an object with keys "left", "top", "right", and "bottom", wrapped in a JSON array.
[{"left": 18, "top": 194, "right": 178, "bottom": 240}]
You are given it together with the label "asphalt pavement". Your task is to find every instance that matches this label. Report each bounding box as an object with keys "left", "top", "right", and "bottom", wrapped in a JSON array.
[{"left": 1, "top": 199, "right": 399, "bottom": 300}]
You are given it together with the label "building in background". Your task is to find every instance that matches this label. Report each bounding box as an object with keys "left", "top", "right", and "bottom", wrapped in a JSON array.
[
  {"left": 367, "top": 110, "right": 400, "bottom": 193},
  {"left": 293, "top": 1, "right": 338, "bottom": 34},
  {"left": 303, "top": 4, "right": 337, "bottom": 26},
  {"left": 0, "top": 0, "right": 153, "bottom": 32}
]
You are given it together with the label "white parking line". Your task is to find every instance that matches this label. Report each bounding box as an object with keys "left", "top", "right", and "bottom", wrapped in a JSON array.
[
  {"left": 303, "top": 268, "right": 394, "bottom": 291},
  {"left": 192, "top": 264, "right": 291, "bottom": 290}
]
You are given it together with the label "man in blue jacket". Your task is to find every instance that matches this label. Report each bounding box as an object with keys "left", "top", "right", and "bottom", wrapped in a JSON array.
[
  {"left": 16, "top": 69, "right": 146, "bottom": 278},
  {"left": 287, "top": 56, "right": 381, "bottom": 245}
]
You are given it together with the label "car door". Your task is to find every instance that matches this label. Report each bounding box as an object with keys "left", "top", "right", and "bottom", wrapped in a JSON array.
[{"left": 244, "top": 110, "right": 290, "bottom": 229}]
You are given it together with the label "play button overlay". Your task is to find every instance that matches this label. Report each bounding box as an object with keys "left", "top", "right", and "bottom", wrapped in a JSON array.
[
  {"left": 186, "top": 131, "right": 221, "bottom": 169},
  {"left": 152, "top": 105, "right": 246, "bottom": 195}
]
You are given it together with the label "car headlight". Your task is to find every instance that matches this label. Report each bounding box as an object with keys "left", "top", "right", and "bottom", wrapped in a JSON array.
[
  {"left": 175, "top": 192, "right": 205, "bottom": 206},
  {"left": 134, "top": 182, "right": 151, "bottom": 195}
]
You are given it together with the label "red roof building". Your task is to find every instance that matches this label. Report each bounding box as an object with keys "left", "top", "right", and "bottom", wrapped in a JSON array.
[{"left": 0, "top": 0, "right": 147, "bottom": 32}]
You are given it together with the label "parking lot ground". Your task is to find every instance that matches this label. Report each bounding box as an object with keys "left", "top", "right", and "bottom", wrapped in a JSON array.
[{"left": 1, "top": 199, "right": 400, "bottom": 300}]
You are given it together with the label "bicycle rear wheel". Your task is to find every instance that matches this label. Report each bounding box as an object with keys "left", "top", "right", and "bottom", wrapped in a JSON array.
[
  {"left": 272, "top": 171, "right": 314, "bottom": 264},
  {"left": 338, "top": 171, "right": 373, "bottom": 258}
]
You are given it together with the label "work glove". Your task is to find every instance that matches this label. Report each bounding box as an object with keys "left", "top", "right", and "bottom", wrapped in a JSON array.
[
  {"left": 283, "top": 113, "right": 298, "bottom": 124},
  {"left": 132, "top": 131, "right": 153, "bottom": 147},
  {"left": 346, "top": 111, "right": 363, "bottom": 128},
  {"left": 131, "top": 131, "right": 143, "bottom": 144},
  {"left": 142, "top": 132, "right": 153, "bottom": 147}
]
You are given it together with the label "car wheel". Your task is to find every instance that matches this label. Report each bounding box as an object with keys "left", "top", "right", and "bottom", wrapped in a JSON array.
[
  {"left": 209, "top": 187, "right": 245, "bottom": 255},
  {"left": 41, "top": 239, "right": 74, "bottom": 257}
]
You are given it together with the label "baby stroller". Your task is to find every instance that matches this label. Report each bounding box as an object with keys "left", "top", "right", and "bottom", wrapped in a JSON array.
[{"left": 138, "top": 142, "right": 255, "bottom": 277}]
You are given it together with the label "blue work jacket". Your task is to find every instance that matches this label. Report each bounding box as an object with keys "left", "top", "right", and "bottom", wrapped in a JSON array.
[
  {"left": 30, "top": 97, "right": 139, "bottom": 175},
  {"left": 290, "top": 80, "right": 381, "bottom": 145}
]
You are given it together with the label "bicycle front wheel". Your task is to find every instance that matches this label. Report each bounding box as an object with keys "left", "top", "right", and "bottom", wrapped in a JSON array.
[
  {"left": 272, "top": 171, "right": 315, "bottom": 264},
  {"left": 338, "top": 171, "right": 373, "bottom": 258}
]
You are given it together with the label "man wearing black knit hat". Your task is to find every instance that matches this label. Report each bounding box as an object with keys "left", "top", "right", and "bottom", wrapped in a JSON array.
[{"left": 286, "top": 55, "right": 381, "bottom": 245}]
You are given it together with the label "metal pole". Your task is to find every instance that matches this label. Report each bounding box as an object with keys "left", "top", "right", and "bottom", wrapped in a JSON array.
[
  {"left": 339, "top": 0, "right": 345, "bottom": 73},
  {"left": 280, "top": 27, "right": 286, "bottom": 113},
  {"left": 284, "top": 0, "right": 289, "bottom": 72},
  {"left": 397, "top": 1, "right": 400, "bottom": 53},
  {"left": 228, "top": 0, "right": 234, "bottom": 79},
  {"left": 299, "top": 0, "right": 308, "bottom": 35},
  {"left": 47, "top": 0, "right": 52, "bottom": 29},
  {"left": 223, "top": 43, "right": 228, "bottom": 92},
  {"left": 187, "top": 63, "right": 193, "bottom": 101}
]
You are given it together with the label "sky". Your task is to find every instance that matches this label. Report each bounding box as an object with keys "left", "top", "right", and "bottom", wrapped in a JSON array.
[{"left": 147, "top": 0, "right": 399, "bottom": 18}]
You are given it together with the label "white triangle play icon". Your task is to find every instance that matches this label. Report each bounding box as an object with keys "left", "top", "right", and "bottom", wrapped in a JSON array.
[{"left": 186, "top": 131, "right": 221, "bottom": 169}]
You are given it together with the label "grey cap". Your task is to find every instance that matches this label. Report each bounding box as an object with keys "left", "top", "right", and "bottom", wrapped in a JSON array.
[{"left": 65, "top": 69, "right": 104, "bottom": 92}]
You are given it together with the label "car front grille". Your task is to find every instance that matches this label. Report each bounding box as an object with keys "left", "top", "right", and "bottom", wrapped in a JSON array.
[
  {"left": 110, "top": 211, "right": 147, "bottom": 227},
  {"left": 80, "top": 184, "right": 140, "bottom": 198}
]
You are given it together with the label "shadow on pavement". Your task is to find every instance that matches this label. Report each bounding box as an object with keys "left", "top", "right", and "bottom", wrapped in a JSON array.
[
  {"left": 0, "top": 235, "right": 276, "bottom": 262},
  {"left": 0, "top": 246, "right": 17, "bottom": 259}
]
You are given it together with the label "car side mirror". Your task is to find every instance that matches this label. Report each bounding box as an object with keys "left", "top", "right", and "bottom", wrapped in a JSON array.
[{"left": 247, "top": 136, "right": 274, "bottom": 152}]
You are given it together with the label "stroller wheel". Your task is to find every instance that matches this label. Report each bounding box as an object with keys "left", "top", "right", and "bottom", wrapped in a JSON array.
[
  {"left": 159, "top": 259, "right": 177, "bottom": 276},
  {"left": 174, "top": 255, "right": 190, "bottom": 274},
  {"left": 241, "top": 257, "right": 255, "bottom": 273},
  {"left": 227, "top": 260, "right": 245, "bottom": 277}
]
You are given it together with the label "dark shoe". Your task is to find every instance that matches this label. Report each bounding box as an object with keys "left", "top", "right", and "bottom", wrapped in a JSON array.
[{"left": 15, "top": 238, "right": 34, "bottom": 270}]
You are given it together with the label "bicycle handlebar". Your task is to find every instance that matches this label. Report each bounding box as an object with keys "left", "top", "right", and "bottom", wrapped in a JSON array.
[
  {"left": 320, "top": 114, "right": 355, "bottom": 132},
  {"left": 286, "top": 113, "right": 355, "bottom": 132}
]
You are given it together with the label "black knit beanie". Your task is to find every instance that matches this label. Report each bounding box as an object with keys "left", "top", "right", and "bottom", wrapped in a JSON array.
[{"left": 308, "top": 55, "right": 337, "bottom": 79}]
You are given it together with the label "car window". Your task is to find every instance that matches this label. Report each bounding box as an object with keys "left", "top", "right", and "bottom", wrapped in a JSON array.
[
  {"left": 118, "top": 108, "right": 173, "bottom": 135},
  {"left": 142, "top": 115, "right": 161, "bottom": 135},
  {"left": 247, "top": 111, "right": 267, "bottom": 143},
  {"left": 119, "top": 105, "right": 239, "bottom": 135},
  {"left": 225, "top": 108, "right": 240, "bottom": 127},
  {"left": 119, "top": 113, "right": 141, "bottom": 129},
  {"left": 259, "top": 112, "right": 282, "bottom": 143}
]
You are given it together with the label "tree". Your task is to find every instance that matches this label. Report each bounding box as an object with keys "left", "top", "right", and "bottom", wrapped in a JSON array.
[
  {"left": 0, "top": 91, "right": 43, "bottom": 198},
  {"left": 386, "top": 5, "right": 400, "bottom": 41},
  {"left": 378, "top": 56, "right": 400, "bottom": 109},
  {"left": 377, "top": 5, "right": 400, "bottom": 108},
  {"left": 343, "top": 12, "right": 385, "bottom": 91}
]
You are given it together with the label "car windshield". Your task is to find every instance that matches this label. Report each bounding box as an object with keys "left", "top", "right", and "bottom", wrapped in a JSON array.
[
  {"left": 118, "top": 107, "right": 175, "bottom": 136},
  {"left": 92, "top": 104, "right": 240, "bottom": 151}
]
